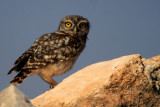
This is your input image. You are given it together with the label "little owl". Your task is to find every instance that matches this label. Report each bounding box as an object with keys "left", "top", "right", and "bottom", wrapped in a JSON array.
[{"left": 8, "top": 15, "right": 90, "bottom": 88}]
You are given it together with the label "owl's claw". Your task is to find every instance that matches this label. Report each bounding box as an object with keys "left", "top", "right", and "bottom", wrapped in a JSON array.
[
  {"left": 50, "top": 85, "right": 54, "bottom": 89},
  {"left": 49, "top": 84, "right": 57, "bottom": 89}
]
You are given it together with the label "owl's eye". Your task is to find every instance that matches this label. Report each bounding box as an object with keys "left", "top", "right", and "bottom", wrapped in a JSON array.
[
  {"left": 79, "top": 23, "right": 86, "bottom": 29},
  {"left": 65, "top": 22, "right": 72, "bottom": 28}
]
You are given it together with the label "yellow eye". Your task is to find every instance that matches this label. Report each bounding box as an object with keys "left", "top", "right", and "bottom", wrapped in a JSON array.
[
  {"left": 65, "top": 22, "right": 72, "bottom": 28},
  {"left": 79, "top": 23, "right": 86, "bottom": 29}
]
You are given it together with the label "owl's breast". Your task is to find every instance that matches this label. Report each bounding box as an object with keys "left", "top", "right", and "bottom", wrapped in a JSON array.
[
  {"left": 36, "top": 56, "right": 79, "bottom": 77},
  {"left": 29, "top": 33, "right": 87, "bottom": 77}
]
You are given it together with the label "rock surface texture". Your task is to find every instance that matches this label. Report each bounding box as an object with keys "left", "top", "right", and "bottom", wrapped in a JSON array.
[
  {"left": 31, "top": 54, "right": 160, "bottom": 107},
  {"left": 0, "top": 85, "right": 34, "bottom": 107}
]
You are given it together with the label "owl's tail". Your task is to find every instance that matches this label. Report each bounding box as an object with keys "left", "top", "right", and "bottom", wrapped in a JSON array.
[{"left": 10, "top": 70, "right": 31, "bottom": 86}]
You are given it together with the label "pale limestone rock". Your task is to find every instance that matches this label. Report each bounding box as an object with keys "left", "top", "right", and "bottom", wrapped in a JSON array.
[
  {"left": 31, "top": 54, "right": 160, "bottom": 107},
  {"left": 0, "top": 85, "right": 34, "bottom": 107}
]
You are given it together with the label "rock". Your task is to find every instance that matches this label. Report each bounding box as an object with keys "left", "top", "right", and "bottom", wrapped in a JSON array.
[
  {"left": 0, "top": 85, "right": 34, "bottom": 107},
  {"left": 31, "top": 54, "right": 160, "bottom": 107}
]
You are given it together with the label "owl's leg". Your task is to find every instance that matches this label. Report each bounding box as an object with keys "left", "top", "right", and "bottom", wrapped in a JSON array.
[{"left": 40, "top": 75, "right": 57, "bottom": 89}]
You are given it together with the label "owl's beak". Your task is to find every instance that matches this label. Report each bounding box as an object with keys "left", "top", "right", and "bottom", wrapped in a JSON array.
[{"left": 73, "top": 27, "right": 77, "bottom": 35}]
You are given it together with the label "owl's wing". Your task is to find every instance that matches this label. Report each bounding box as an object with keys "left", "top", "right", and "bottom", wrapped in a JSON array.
[
  {"left": 8, "top": 32, "right": 83, "bottom": 74},
  {"left": 22, "top": 32, "right": 83, "bottom": 70},
  {"left": 8, "top": 33, "right": 52, "bottom": 74},
  {"left": 8, "top": 49, "right": 32, "bottom": 74}
]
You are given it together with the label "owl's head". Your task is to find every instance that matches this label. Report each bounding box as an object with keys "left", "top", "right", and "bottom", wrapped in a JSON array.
[{"left": 57, "top": 15, "right": 90, "bottom": 36}]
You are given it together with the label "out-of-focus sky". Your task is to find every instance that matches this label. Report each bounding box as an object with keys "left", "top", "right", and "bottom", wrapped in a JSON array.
[{"left": 0, "top": 0, "right": 160, "bottom": 98}]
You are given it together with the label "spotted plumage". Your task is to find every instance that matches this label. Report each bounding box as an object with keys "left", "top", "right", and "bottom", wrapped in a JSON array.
[{"left": 8, "top": 15, "right": 90, "bottom": 88}]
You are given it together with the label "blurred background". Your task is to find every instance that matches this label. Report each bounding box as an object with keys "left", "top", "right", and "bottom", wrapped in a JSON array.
[{"left": 0, "top": 0, "right": 160, "bottom": 98}]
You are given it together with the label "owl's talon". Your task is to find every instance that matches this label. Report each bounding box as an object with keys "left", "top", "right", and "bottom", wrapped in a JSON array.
[
  {"left": 50, "top": 85, "right": 53, "bottom": 89},
  {"left": 50, "top": 85, "right": 56, "bottom": 89}
]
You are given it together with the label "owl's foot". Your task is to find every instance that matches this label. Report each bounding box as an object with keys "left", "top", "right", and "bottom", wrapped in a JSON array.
[
  {"left": 49, "top": 84, "right": 57, "bottom": 89},
  {"left": 39, "top": 75, "right": 58, "bottom": 89}
]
